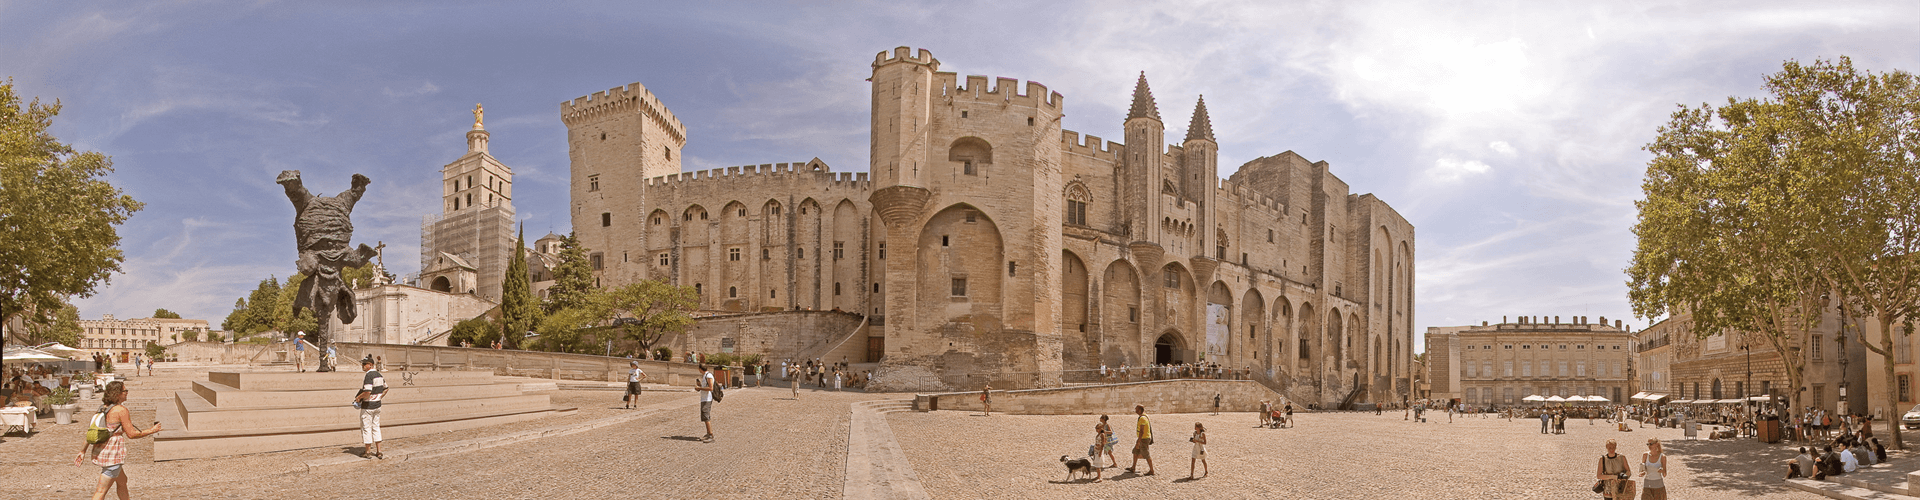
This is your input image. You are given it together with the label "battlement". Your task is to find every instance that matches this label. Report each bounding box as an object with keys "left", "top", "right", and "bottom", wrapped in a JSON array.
[
  {"left": 1216, "top": 178, "right": 1286, "bottom": 215},
  {"left": 1060, "top": 130, "right": 1121, "bottom": 161},
  {"left": 639, "top": 160, "right": 872, "bottom": 193},
  {"left": 873, "top": 46, "right": 940, "bottom": 70},
  {"left": 561, "top": 82, "right": 688, "bottom": 144},
  {"left": 932, "top": 72, "right": 1064, "bottom": 110}
]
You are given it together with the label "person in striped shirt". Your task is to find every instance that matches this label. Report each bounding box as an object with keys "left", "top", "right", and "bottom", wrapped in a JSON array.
[{"left": 353, "top": 356, "right": 388, "bottom": 459}]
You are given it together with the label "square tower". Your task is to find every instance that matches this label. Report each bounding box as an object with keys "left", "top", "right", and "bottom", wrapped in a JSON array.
[{"left": 420, "top": 105, "right": 517, "bottom": 302}]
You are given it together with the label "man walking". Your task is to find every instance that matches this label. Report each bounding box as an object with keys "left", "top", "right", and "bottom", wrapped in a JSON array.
[
  {"left": 696, "top": 364, "right": 716, "bottom": 443},
  {"left": 1128, "top": 404, "right": 1156, "bottom": 476},
  {"left": 292, "top": 332, "right": 310, "bottom": 372},
  {"left": 353, "top": 355, "right": 387, "bottom": 459},
  {"left": 1541, "top": 410, "right": 1551, "bottom": 434}
]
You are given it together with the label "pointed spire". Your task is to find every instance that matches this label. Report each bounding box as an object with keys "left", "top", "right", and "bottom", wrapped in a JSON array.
[
  {"left": 1186, "top": 95, "right": 1215, "bottom": 142},
  {"left": 1128, "top": 72, "right": 1160, "bottom": 121}
]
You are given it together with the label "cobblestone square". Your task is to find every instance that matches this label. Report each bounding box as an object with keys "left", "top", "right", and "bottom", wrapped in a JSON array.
[{"left": 0, "top": 366, "right": 1881, "bottom": 499}]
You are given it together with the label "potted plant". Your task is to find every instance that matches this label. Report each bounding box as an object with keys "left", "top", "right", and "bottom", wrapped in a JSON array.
[
  {"left": 48, "top": 387, "right": 79, "bottom": 425},
  {"left": 73, "top": 372, "right": 95, "bottom": 400}
]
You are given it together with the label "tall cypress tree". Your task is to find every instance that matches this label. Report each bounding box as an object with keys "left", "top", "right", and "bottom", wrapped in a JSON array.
[{"left": 500, "top": 225, "right": 538, "bottom": 349}]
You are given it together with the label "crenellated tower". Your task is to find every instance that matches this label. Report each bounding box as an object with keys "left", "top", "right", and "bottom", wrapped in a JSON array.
[
  {"left": 562, "top": 83, "right": 689, "bottom": 287},
  {"left": 1124, "top": 73, "right": 1166, "bottom": 248}
]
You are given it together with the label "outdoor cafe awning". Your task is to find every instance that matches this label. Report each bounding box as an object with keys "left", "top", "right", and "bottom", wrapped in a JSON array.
[{"left": 1630, "top": 392, "right": 1652, "bottom": 400}]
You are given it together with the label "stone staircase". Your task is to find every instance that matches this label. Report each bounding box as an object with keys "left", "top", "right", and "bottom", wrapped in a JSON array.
[{"left": 858, "top": 399, "right": 916, "bottom": 414}]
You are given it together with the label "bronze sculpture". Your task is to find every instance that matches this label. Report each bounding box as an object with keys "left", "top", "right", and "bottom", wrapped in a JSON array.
[{"left": 277, "top": 170, "right": 376, "bottom": 371}]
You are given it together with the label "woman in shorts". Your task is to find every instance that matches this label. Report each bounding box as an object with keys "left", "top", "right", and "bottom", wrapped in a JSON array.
[
  {"left": 625, "top": 361, "right": 645, "bottom": 409},
  {"left": 75, "top": 381, "right": 162, "bottom": 500}
]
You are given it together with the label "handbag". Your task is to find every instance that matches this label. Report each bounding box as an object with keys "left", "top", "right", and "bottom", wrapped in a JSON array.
[
  {"left": 1592, "top": 481, "right": 1605, "bottom": 494},
  {"left": 622, "top": 394, "right": 630, "bottom": 402}
]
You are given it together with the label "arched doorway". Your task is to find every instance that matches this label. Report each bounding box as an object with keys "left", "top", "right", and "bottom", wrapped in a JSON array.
[
  {"left": 1154, "top": 332, "right": 1184, "bottom": 365},
  {"left": 431, "top": 276, "right": 451, "bottom": 292}
]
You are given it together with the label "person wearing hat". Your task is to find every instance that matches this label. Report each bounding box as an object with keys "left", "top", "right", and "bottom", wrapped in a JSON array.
[
  {"left": 292, "top": 332, "right": 312, "bottom": 372},
  {"left": 352, "top": 356, "right": 388, "bottom": 459}
]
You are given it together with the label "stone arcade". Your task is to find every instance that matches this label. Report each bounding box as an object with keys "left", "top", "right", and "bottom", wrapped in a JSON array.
[{"left": 566, "top": 47, "right": 1414, "bottom": 406}]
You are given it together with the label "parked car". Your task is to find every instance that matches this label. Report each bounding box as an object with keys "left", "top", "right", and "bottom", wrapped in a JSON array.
[{"left": 1902, "top": 404, "right": 1920, "bottom": 430}]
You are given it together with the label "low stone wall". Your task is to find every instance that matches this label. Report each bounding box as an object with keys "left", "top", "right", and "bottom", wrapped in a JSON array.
[
  {"left": 916, "top": 379, "right": 1285, "bottom": 415},
  {"left": 333, "top": 343, "right": 712, "bottom": 386},
  {"left": 163, "top": 341, "right": 274, "bottom": 364}
]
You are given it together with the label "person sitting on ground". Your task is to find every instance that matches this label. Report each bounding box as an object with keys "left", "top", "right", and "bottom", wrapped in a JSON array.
[
  {"left": 1840, "top": 442, "right": 1860, "bottom": 473},
  {"left": 1787, "top": 447, "right": 1813, "bottom": 479},
  {"left": 1814, "top": 445, "right": 1843, "bottom": 480}
]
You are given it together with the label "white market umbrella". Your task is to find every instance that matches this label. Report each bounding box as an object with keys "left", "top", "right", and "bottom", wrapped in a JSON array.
[
  {"left": 1522, "top": 395, "right": 1546, "bottom": 402},
  {"left": 1545, "top": 395, "right": 1566, "bottom": 402},
  {"left": 33, "top": 343, "right": 83, "bottom": 358},
  {"left": 1587, "top": 395, "right": 1611, "bottom": 403},
  {"left": 2, "top": 347, "right": 67, "bottom": 361}
]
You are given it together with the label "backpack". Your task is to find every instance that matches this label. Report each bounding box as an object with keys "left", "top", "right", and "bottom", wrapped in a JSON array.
[
  {"left": 85, "top": 409, "right": 114, "bottom": 445},
  {"left": 713, "top": 382, "right": 726, "bottom": 402}
]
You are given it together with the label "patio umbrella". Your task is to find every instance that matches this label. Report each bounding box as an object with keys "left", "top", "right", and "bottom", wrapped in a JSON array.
[
  {"left": 1587, "top": 395, "right": 1610, "bottom": 403},
  {"left": 33, "top": 343, "right": 83, "bottom": 359},
  {"left": 1, "top": 347, "right": 66, "bottom": 361},
  {"left": 1522, "top": 395, "right": 1546, "bottom": 402},
  {"left": 1545, "top": 395, "right": 1566, "bottom": 403}
]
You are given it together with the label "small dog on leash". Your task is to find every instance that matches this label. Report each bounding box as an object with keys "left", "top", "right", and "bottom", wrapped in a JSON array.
[{"left": 1060, "top": 455, "right": 1096, "bottom": 481}]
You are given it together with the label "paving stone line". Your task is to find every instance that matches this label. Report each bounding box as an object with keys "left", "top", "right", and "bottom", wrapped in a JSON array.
[{"left": 844, "top": 400, "right": 930, "bottom": 500}]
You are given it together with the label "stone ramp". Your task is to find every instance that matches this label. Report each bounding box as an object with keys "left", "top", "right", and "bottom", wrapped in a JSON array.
[
  {"left": 1782, "top": 453, "right": 1920, "bottom": 500},
  {"left": 156, "top": 370, "right": 572, "bottom": 461}
]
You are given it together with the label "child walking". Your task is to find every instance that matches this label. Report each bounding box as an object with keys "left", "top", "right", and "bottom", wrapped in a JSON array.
[{"left": 1189, "top": 422, "right": 1208, "bottom": 479}]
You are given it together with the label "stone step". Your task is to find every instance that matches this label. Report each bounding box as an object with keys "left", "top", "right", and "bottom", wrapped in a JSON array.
[
  {"left": 173, "top": 390, "right": 556, "bottom": 433},
  {"left": 1786, "top": 478, "right": 1920, "bottom": 500},
  {"left": 209, "top": 370, "right": 494, "bottom": 391},
  {"left": 192, "top": 380, "right": 524, "bottom": 409}
]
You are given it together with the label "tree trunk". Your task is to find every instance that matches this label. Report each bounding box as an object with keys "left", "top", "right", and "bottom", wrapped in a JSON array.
[{"left": 1882, "top": 311, "right": 1905, "bottom": 450}]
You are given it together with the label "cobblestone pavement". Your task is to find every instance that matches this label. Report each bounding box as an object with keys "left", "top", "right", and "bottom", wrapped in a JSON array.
[
  {"left": 887, "top": 410, "right": 1853, "bottom": 500},
  {"left": 0, "top": 365, "right": 1895, "bottom": 499}
]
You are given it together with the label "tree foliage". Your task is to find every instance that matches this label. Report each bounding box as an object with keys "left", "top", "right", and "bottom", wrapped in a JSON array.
[
  {"left": 13, "top": 302, "right": 82, "bottom": 347},
  {"left": 339, "top": 262, "right": 390, "bottom": 290},
  {"left": 448, "top": 316, "right": 494, "bottom": 348},
  {"left": 500, "top": 226, "right": 540, "bottom": 348},
  {"left": 543, "top": 232, "right": 595, "bottom": 314},
  {"left": 0, "top": 80, "right": 144, "bottom": 342},
  {"left": 152, "top": 308, "right": 182, "bottom": 319},
  {"left": 534, "top": 280, "right": 697, "bottom": 355},
  {"left": 1628, "top": 57, "right": 1920, "bottom": 449}
]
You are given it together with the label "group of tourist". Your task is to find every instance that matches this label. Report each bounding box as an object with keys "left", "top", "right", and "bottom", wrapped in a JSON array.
[
  {"left": 1079, "top": 404, "right": 1209, "bottom": 482},
  {"left": 1097, "top": 363, "right": 1250, "bottom": 383},
  {"left": 782, "top": 358, "right": 870, "bottom": 391}
]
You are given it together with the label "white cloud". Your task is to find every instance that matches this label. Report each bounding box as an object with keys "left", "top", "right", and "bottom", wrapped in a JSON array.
[
  {"left": 1489, "top": 141, "right": 1515, "bottom": 155},
  {"left": 1425, "top": 158, "right": 1491, "bottom": 183}
]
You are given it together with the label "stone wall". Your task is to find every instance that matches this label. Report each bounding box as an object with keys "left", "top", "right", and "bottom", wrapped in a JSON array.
[
  {"left": 663, "top": 310, "right": 867, "bottom": 363},
  {"left": 333, "top": 343, "right": 713, "bottom": 386},
  {"left": 917, "top": 379, "right": 1284, "bottom": 415},
  {"left": 164, "top": 341, "right": 275, "bottom": 364}
]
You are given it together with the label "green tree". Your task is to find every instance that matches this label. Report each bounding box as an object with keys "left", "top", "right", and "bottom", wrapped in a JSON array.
[
  {"left": 152, "top": 308, "right": 181, "bottom": 319},
  {"left": 533, "top": 306, "right": 596, "bottom": 353},
  {"left": 144, "top": 342, "right": 166, "bottom": 361},
  {"left": 1629, "top": 57, "right": 1920, "bottom": 449},
  {"left": 0, "top": 80, "right": 144, "bottom": 342},
  {"left": 1628, "top": 80, "right": 1825, "bottom": 418},
  {"left": 543, "top": 232, "right": 595, "bottom": 314},
  {"left": 236, "top": 276, "right": 282, "bottom": 334},
  {"left": 16, "top": 302, "right": 82, "bottom": 347},
  {"left": 221, "top": 298, "right": 248, "bottom": 332},
  {"left": 180, "top": 328, "right": 201, "bottom": 343},
  {"left": 448, "top": 316, "right": 494, "bottom": 348},
  {"left": 501, "top": 226, "right": 540, "bottom": 349},
  {"left": 585, "top": 280, "right": 698, "bottom": 355},
  {"left": 339, "top": 262, "right": 391, "bottom": 290}
]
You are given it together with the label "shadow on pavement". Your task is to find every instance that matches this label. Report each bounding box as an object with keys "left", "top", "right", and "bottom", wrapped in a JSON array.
[
  {"left": 660, "top": 436, "right": 704, "bottom": 442},
  {"left": 1665, "top": 439, "right": 1798, "bottom": 497}
]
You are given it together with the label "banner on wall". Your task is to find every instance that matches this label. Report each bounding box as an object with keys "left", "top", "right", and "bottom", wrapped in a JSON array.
[{"left": 1206, "top": 304, "right": 1229, "bottom": 360}]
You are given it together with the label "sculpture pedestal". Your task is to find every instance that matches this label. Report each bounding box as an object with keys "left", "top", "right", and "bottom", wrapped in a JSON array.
[{"left": 155, "top": 371, "right": 572, "bottom": 461}]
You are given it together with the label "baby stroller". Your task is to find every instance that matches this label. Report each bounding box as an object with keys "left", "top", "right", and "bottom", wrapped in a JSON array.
[{"left": 1269, "top": 409, "right": 1288, "bottom": 428}]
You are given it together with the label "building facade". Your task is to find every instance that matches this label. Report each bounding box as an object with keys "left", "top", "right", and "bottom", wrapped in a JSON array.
[
  {"left": 1631, "top": 317, "right": 1675, "bottom": 399},
  {"left": 1657, "top": 310, "right": 1868, "bottom": 416},
  {"left": 1427, "top": 316, "right": 1633, "bottom": 407},
  {"left": 564, "top": 47, "right": 1416, "bottom": 403},
  {"left": 420, "top": 106, "right": 517, "bottom": 303},
  {"left": 80, "top": 315, "right": 207, "bottom": 362}
]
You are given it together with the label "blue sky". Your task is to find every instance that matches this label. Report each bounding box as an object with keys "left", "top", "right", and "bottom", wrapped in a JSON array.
[{"left": 6, "top": 1, "right": 1918, "bottom": 347}]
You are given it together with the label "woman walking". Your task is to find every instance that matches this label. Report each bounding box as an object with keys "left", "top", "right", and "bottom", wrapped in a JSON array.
[
  {"left": 1095, "top": 415, "right": 1119, "bottom": 470},
  {"left": 1596, "top": 439, "right": 1633, "bottom": 500},
  {"left": 1641, "top": 438, "right": 1668, "bottom": 500},
  {"left": 75, "top": 381, "right": 162, "bottom": 500},
  {"left": 980, "top": 383, "right": 993, "bottom": 416}
]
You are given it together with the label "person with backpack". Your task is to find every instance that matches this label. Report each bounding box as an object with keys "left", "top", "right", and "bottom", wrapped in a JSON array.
[
  {"left": 74, "top": 381, "right": 161, "bottom": 500},
  {"left": 696, "top": 364, "right": 717, "bottom": 443}
]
